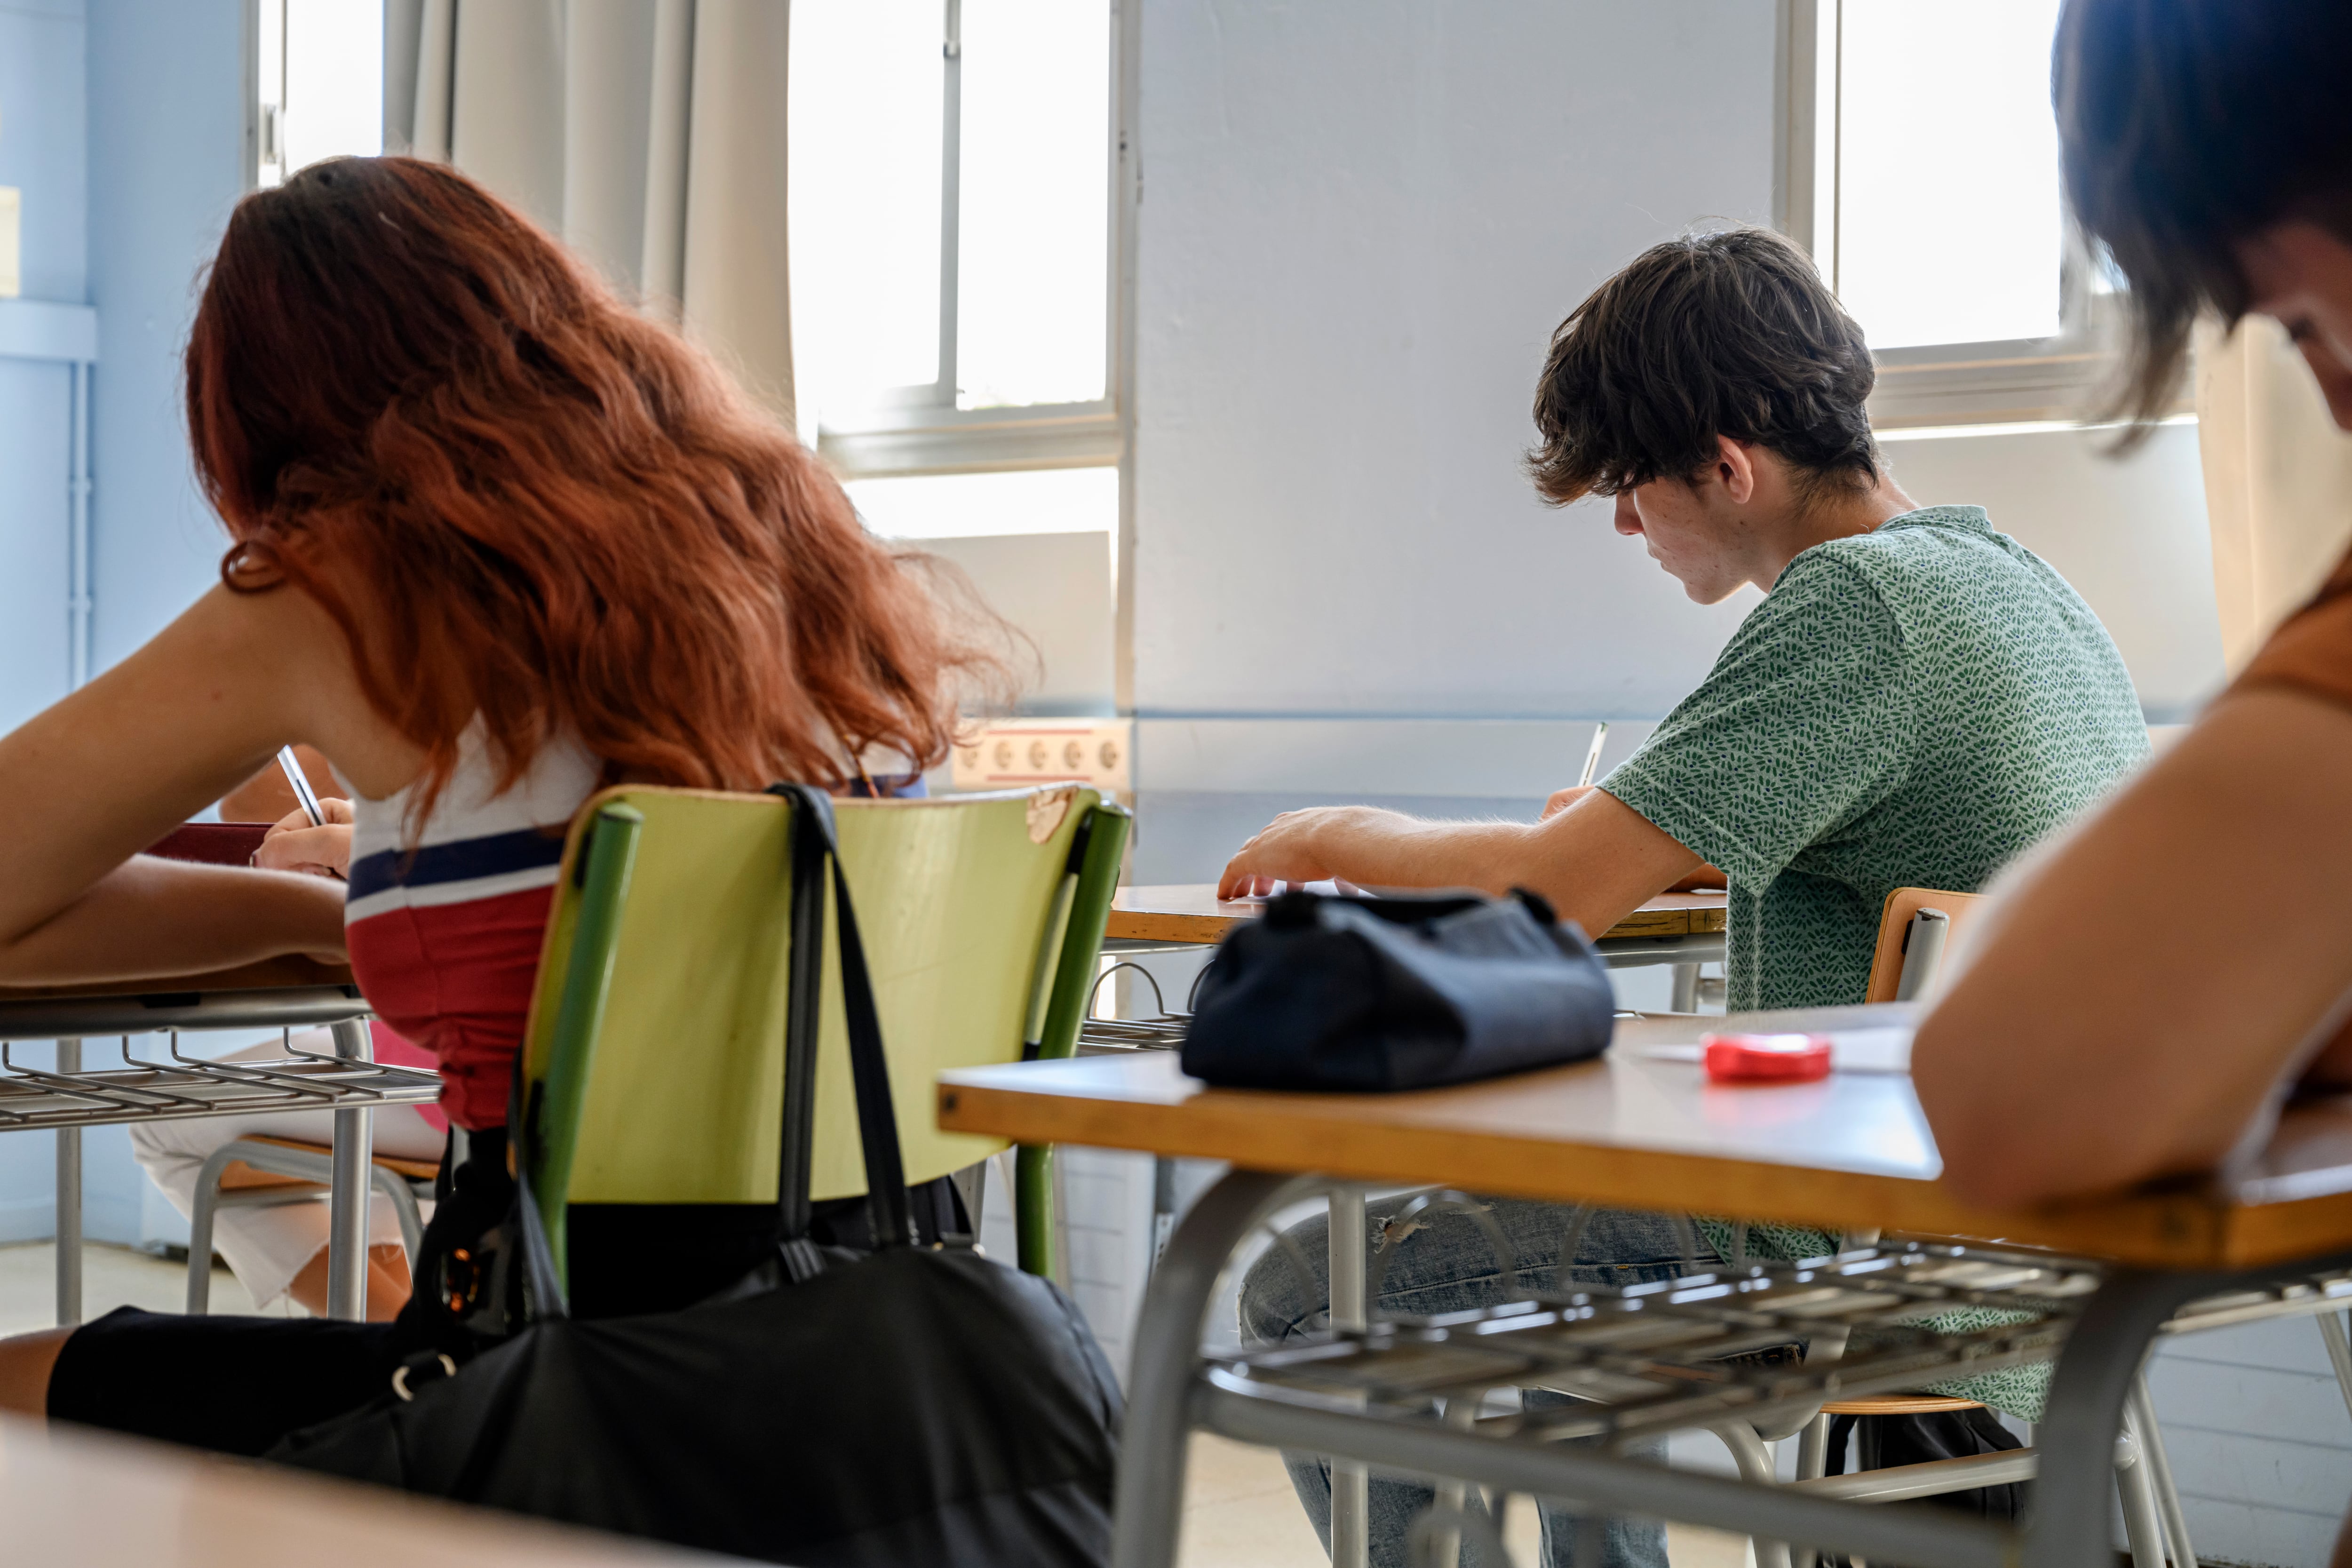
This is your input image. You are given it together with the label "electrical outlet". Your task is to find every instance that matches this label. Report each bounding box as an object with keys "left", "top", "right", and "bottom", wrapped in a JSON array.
[{"left": 952, "top": 718, "right": 1131, "bottom": 793}]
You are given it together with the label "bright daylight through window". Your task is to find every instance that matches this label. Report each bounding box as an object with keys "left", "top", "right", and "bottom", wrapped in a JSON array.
[
  {"left": 789, "top": 0, "right": 1118, "bottom": 496},
  {"left": 1832, "top": 0, "right": 2066, "bottom": 352},
  {"left": 254, "top": 0, "right": 384, "bottom": 187}
]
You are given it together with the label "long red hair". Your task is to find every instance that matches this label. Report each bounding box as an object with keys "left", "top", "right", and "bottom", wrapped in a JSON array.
[{"left": 186, "top": 156, "right": 1002, "bottom": 817}]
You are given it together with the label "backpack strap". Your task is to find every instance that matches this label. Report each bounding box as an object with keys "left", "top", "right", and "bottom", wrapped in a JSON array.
[{"left": 769, "top": 785, "right": 913, "bottom": 1261}]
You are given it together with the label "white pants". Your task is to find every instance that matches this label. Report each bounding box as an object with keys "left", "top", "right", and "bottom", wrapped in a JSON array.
[{"left": 128, "top": 1033, "right": 445, "bottom": 1308}]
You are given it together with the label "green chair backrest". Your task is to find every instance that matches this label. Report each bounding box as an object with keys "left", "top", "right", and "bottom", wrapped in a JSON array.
[{"left": 517, "top": 783, "right": 1128, "bottom": 1273}]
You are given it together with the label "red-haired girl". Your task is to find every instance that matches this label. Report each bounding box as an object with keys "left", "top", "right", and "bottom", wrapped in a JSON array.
[{"left": 0, "top": 157, "right": 994, "bottom": 1449}]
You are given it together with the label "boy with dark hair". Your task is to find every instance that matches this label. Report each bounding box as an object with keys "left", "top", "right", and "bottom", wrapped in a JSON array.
[
  {"left": 1223, "top": 226, "right": 2147, "bottom": 1013},
  {"left": 1232, "top": 227, "right": 2151, "bottom": 1568}
]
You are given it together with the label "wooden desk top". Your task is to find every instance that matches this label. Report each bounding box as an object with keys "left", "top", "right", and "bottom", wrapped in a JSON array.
[
  {"left": 0, "top": 1413, "right": 727, "bottom": 1566},
  {"left": 1106, "top": 883, "right": 1728, "bottom": 947},
  {"left": 938, "top": 1004, "right": 2352, "bottom": 1271}
]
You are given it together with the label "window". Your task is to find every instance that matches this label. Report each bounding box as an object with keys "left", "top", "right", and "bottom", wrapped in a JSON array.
[
  {"left": 846, "top": 468, "right": 1120, "bottom": 541},
  {"left": 1781, "top": 0, "right": 2135, "bottom": 427},
  {"left": 251, "top": 0, "right": 385, "bottom": 189},
  {"left": 788, "top": 0, "right": 1124, "bottom": 480}
]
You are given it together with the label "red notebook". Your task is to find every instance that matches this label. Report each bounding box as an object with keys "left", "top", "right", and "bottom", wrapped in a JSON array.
[{"left": 144, "top": 822, "right": 274, "bottom": 866}]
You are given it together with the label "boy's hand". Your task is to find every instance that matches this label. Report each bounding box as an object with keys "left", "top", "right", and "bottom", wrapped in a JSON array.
[
  {"left": 255, "top": 798, "right": 355, "bottom": 881},
  {"left": 1542, "top": 785, "right": 1595, "bottom": 819}
]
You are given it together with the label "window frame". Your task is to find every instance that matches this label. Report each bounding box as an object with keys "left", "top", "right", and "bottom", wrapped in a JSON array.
[
  {"left": 1775, "top": 0, "right": 2149, "bottom": 429},
  {"left": 811, "top": 0, "right": 1130, "bottom": 479}
]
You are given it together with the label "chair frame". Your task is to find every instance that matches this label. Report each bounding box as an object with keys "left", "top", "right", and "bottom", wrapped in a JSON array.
[{"left": 184, "top": 1136, "right": 435, "bottom": 1313}]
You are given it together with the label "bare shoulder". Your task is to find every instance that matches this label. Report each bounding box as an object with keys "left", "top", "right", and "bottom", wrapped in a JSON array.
[
  {"left": 171, "top": 581, "right": 423, "bottom": 799},
  {"left": 170, "top": 577, "right": 350, "bottom": 666}
]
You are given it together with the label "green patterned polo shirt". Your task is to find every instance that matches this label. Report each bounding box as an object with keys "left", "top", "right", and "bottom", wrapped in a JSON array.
[
  {"left": 1602, "top": 505, "right": 2149, "bottom": 1418},
  {"left": 1603, "top": 504, "right": 2149, "bottom": 1014}
]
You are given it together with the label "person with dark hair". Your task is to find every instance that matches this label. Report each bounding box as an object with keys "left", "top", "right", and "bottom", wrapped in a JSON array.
[
  {"left": 1222, "top": 226, "right": 2146, "bottom": 1013},
  {"left": 1917, "top": 0, "right": 2352, "bottom": 1264},
  {"left": 1228, "top": 227, "right": 2151, "bottom": 1568},
  {"left": 0, "top": 157, "right": 1000, "bottom": 1451}
]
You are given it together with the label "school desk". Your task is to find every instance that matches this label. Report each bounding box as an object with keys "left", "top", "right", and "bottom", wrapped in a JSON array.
[
  {"left": 938, "top": 1003, "right": 2352, "bottom": 1568},
  {"left": 0, "top": 1411, "right": 732, "bottom": 1567},
  {"left": 1104, "top": 884, "right": 1729, "bottom": 1007},
  {"left": 0, "top": 956, "right": 438, "bottom": 1324}
]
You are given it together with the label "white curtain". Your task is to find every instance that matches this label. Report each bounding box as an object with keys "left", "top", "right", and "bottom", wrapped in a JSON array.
[
  {"left": 2194, "top": 314, "right": 2352, "bottom": 673},
  {"left": 383, "top": 0, "right": 795, "bottom": 424}
]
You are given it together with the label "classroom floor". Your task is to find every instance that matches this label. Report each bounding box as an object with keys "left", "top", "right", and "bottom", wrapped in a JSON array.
[
  {"left": 0, "top": 1242, "right": 1750, "bottom": 1567},
  {"left": 1176, "top": 1431, "right": 1751, "bottom": 1568}
]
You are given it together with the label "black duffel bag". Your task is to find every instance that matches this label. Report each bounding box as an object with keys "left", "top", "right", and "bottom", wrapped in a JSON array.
[
  {"left": 271, "top": 786, "right": 1122, "bottom": 1568},
  {"left": 1181, "top": 886, "right": 1616, "bottom": 1091}
]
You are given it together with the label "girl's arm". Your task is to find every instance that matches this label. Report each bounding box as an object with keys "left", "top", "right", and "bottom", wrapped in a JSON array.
[{"left": 0, "top": 583, "right": 413, "bottom": 983}]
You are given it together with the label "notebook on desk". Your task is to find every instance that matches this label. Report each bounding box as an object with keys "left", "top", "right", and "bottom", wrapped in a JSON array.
[{"left": 144, "top": 822, "right": 272, "bottom": 867}]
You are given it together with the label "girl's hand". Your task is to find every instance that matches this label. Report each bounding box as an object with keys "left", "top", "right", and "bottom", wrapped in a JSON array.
[{"left": 255, "top": 798, "right": 355, "bottom": 880}]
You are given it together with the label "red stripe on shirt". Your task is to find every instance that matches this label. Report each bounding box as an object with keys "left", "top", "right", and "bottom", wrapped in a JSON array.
[{"left": 347, "top": 884, "right": 554, "bottom": 1131}]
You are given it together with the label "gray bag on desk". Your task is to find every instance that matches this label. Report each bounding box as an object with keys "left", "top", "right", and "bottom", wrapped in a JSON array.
[{"left": 1180, "top": 887, "right": 1615, "bottom": 1091}]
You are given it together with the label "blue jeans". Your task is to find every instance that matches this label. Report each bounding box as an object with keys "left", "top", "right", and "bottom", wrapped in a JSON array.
[{"left": 1237, "top": 1196, "right": 1715, "bottom": 1568}]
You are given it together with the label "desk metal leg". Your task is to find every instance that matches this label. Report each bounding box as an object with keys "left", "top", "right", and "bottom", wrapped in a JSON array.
[
  {"left": 1670, "top": 963, "right": 1701, "bottom": 1013},
  {"left": 1329, "top": 1186, "right": 1370, "bottom": 1568},
  {"left": 325, "top": 1019, "right": 375, "bottom": 1322},
  {"left": 1114, "top": 1169, "right": 1318, "bottom": 1568},
  {"left": 54, "top": 1037, "right": 80, "bottom": 1326},
  {"left": 1151, "top": 1157, "right": 1177, "bottom": 1271},
  {"left": 2022, "top": 1267, "right": 2218, "bottom": 1568}
]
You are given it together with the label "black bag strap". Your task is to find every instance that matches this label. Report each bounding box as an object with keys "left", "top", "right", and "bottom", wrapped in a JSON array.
[{"left": 770, "top": 784, "right": 913, "bottom": 1254}]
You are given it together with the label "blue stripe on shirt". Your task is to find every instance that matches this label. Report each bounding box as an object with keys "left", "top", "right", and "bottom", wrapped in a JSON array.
[{"left": 346, "top": 826, "right": 570, "bottom": 903}]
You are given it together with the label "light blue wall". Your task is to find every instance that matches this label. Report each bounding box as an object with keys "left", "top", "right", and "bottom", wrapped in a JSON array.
[
  {"left": 0, "top": 0, "right": 250, "bottom": 1250},
  {"left": 0, "top": 0, "right": 88, "bottom": 302},
  {"left": 0, "top": 0, "right": 90, "bottom": 1243},
  {"left": 0, "top": 0, "right": 88, "bottom": 735},
  {"left": 87, "top": 0, "right": 246, "bottom": 672}
]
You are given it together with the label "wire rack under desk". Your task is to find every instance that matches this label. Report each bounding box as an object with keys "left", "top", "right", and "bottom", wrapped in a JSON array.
[
  {"left": 1076, "top": 1013, "right": 1191, "bottom": 1054},
  {"left": 0, "top": 1036, "right": 443, "bottom": 1132}
]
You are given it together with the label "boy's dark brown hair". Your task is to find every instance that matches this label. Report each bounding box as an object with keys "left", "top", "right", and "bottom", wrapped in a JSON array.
[
  {"left": 2057, "top": 0, "right": 2352, "bottom": 430},
  {"left": 1526, "top": 226, "right": 1880, "bottom": 509}
]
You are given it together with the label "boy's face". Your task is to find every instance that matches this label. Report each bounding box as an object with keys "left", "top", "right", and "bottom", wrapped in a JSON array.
[{"left": 1613, "top": 474, "right": 1749, "bottom": 605}]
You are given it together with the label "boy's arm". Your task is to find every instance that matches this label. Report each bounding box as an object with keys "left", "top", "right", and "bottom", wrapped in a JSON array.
[{"left": 1216, "top": 787, "right": 1706, "bottom": 938}]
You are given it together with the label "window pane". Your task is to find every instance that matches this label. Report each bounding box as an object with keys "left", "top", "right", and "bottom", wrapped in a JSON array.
[
  {"left": 282, "top": 0, "right": 383, "bottom": 173},
  {"left": 1836, "top": 0, "right": 2064, "bottom": 350},
  {"left": 789, "top": 0, "right": 946, "bottom": 421},
  {"left": 955, "top": 0, "right": 1110, "bottom": 409},
  {"left": 846, "top": 465, "right": 1117, "bottom": 539}
]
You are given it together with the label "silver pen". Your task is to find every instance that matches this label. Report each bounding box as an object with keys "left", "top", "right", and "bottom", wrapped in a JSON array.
[
  {"left": 1577, "top": 722, "right": 1610, "bottom": 788},
  {"left": 275, "top": 745, "right": 326, "bottom": 827}
]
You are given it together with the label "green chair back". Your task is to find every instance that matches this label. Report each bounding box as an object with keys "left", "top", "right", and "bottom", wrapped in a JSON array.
[{"left": 517, "top": 783, "right": 1129, "bottom": 1281}]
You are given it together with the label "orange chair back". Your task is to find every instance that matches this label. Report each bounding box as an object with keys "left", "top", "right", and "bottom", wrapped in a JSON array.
[{"left": 1864, "top": 887, "right": 1989, "bottom": 1003}]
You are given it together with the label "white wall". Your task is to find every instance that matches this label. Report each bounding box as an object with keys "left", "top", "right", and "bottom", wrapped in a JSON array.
[
  {"left": 1879, "top": 420, "right": 2224, "bottom": 722},
  {"left": 917, "top": 531, "right": 1115, "bottom": 716},
  {"left": 1131, "top": 0, "right": 1780, "bottom": 723}
]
